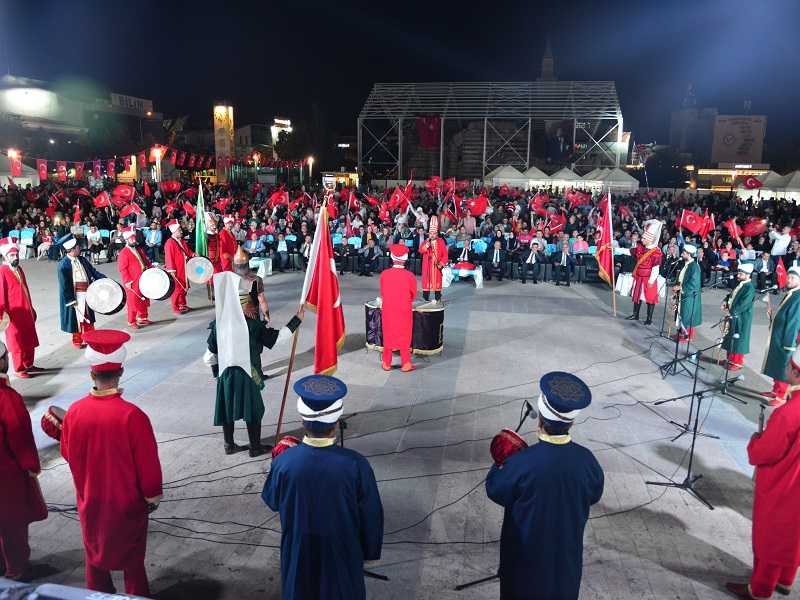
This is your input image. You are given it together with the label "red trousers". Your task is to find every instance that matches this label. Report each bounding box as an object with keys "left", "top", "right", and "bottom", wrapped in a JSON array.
[
  {"left": 171, "top": 288, "right": 187, "bottom": 313},
  {"left": 71, "top": 322, "right": 95, "bottom": 347},
  {"left": 750, "top": 557, "right": 798, "bottom": 598},
  {"left": 0, "top": 522, "right": 29, "bottom": 578},
  {"left": 125, "top": 290, "right": 149, "bottom": 325},
  {"left": 727, "top": 352, "right": 744, "bottom": 367},
  {"left": 10, "top": 346, "right": 35, "bottom": 373},
  {"left": 86, "top": 560, "right": 150, "bottom": 597},
  {"left": 772, "top": 379, "right": 790, "bottom": 398},
  {"left": 383, "top": 346, "right": 411, "bottom": 368}
]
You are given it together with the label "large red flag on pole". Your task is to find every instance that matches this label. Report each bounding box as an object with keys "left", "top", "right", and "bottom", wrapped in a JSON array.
[
  {"left": 594, "top": 191, "right": 617, "bottom": 316},
  {"left": 301, "top": 201, "right": 346, "bottom": 374}
]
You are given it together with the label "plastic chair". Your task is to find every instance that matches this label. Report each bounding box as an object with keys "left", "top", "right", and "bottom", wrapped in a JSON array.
[
  {"left": 403, "top": 239, "right": 414, "bottom": 247},
  {"left": 286, "top": 234, "right": 297, "bottom": 242},
  {"left": 19, "top": 228, "right": 35, "bottom": 245},
  {"left": 100, "top": 229, "right": 110, "bottom": 239},
  {"left": 348, "top": 236, "right": 363, "bottom": 249},
  {"left": 547, "top": 244, "right": 558, "bottom": 254},
  {"left": 332, "top": 234, "right": 343, "bottom": 245},
  {"left": 8, "top": 229, "right": 19, "bottom": 239},
  {"left": 588, "top": 245, "right": 597, "bottom": 254}
]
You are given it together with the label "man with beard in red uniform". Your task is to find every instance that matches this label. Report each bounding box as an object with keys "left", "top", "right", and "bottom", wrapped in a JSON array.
[
  {"left": 60, "top": 329, "right": 162, "bottom": 597},
  {"left": 379, "top": 244, "right": 417, "bottom": 372},
  {"left": 0, "top": 340, "right": 42, "bottom": 580},
  {"left": 164, "top": 219, "right": 194, "bottom": 315},
  {"left": 726, "top": 346, "right": 800, "bottom": 599},
  {"left": 219, "top": 215, "right": 237, "bottom": 272},
  {"left": 626, "top": 219, "right": 664, "bottom": 326},
  {"left": 117, "top": 226, "right": 152, "bottom": 329},
  {"left": 0, "top": 237, "right": 40, "bottom": 377},
  {"left": 419, "top": 216, "right": 448, "bottom": 303}
]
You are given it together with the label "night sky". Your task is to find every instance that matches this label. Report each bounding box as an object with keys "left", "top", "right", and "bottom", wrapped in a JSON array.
[{"left": 3, "top": 0, "right": 800, "bottom": 157}]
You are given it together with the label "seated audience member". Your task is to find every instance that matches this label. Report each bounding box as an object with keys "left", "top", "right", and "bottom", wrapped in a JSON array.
[
  {"left": 754, "top": 251, "right": 775, "bottom": 290},
  {"left": 519, "top": 241, "right": 545, "bottom": 284},
  {"left": 358, "top": 238, "right": 380, "bottom": 276},
  {"left": 273, "top": 232, "right": 290, "bottom": 272},
  {"left": 334, "top": 242, "right": 350, "bottom": 275},
  {"left": 86, "top": 225, "right": 104, "bottom": 264},
  {"left": 506, "top": 231, "right": 520, "bottom": 261},
  {"left": 551, "top": 240, "right": 576, "bottom": 286},
  {"left": 243, "top": 232, "right": 266, "bottom": 257},
  {"left": 299, "top": 235, "right": 312, "bottom": 270},
  {"left": 37, "top": 228, "right": 53, "bottom": 260},
  {"left": 483, "top": 239, "right": 508, "bottom": 282},
  {"left": 108, "top": 223, "right": 126, "bottom": 261}
]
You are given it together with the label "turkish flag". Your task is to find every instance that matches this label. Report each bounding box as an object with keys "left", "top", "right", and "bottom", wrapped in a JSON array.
[
  {"left": 467, "top": 195, "right": 489, "bottom": 217},
  {"left": 187, "top": 154, "right": 197, "bottom": 168},
  {"left": 119, "top": 203, "right": 143, "bottom": 218},
  {"left": 137, "top": 151, "right": 146, "bottom": 168},
  {"left": 679, "top": 209, "right": 703, "bottom": 235},
  {"left": 167, "top": 149, "right": 177, "bottom": 165},
  {"left": 93, "top": 160, "right": 102, "bottom": 179},
  {"left": 742, "top": 217, "right": 768, "bottom": 238},
  {"left": 113, "top": 184, "right": 135, "bottom": 202},
  {"left": 93, "top": 191, "right": 111, "bottom": 209},
  {"left": 72, "top": 204, "right": 81, "bottom": 224},
  {"left": 723, "top": 218, "right": 742, "bottom": 241},
  {"left": 75, "top": 162, "right": 85, "bottom": 180},
  {"left": 595, "top": 193, "right": 614, "bottom": 286},
  {"left": 107, "top": 159, "right": 116, "bottom": 175},
  {"left": 164, "top": 201, "right": 178, "bottom": 216},
  {"left": 75, "top": 187, "right": 92, "bottom": 197},
  {"left": 302, "top": 203, "right": 346, "bottom": 374},
  {"left": 182, "top": 201, "right": 196, "bottom": 217},
  {"left": 8, "top": 154, "right": 22, "bottom": 177},
  {"left": 618, "top": 205, "right": 632, "bottom": 220},
  {"left": 56, "top": 161, "right": 67, "bottom": 182},
  {"left": 268, "top": 190, "right": 289, "bottom": 208},
  {"left": 699, "top": 209, "right": 716, "bottom": 240},
  {"left": 426, "top": 176, "right": 441, "bottom": 194},
  {"left": 177, "top": 151, "right": 186, "bottom": 167},
  {"left": 530, "top": 192, "right": 550, "bottom": 217},
  {"left": 547, "top": 212, "right": 566, "bottom": 233},
  {"left": 143, "top": 181, "right": 151, "bottom": 197},
  {"left": 36, "top": 159, "right": 48, "bottom": 182},
  {"left": 776, "top": 259, "right": 787, "bottom": 289},
  {"left": 124, "top": 156, "right": 131, "bottom": 171},
  {"left": 744, "top": 176, "right": 763, "bottom": 189}
]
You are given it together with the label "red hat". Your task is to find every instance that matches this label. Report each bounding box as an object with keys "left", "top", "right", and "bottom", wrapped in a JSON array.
[
  {"left": 0, "top": 236, "right": 19, "bottom": 257},
  {"left": 389, "top": 243, "right": 409, "bottom": 263},
  {"left": 83, "top": 329, "right": 131, "bottom": 372},
  {"left": 167, "top": 219, "right": 181, "bottom": 233},
  {"left": 121, "top": 225, "right": 137, "bottom": 240}
]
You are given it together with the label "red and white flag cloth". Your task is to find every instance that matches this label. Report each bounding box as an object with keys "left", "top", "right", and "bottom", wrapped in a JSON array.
[
  {"left": 301, "top": 201, "right": 345, "bottom": 375},
  {"left": 595, "top": 192, "right": 614, "bottom": 287}
]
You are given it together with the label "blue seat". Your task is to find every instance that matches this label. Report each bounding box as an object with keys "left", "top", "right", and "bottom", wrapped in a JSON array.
[
  {"left": 267, "top": 234, "right": 275, "bottom": 243},
  {"left": 99, "top": 229, "right": 110, "bottom": 239},
  {"left": 82, "top": 225, "right": 90, "bottom": 236},
  {"left": 456, "top": 241, "right": 465, "bottom": 249},
  {"left": 332, "top": 234, "right": 343, "bottom": 245},
  {"left": 348, "top": 236, "right": 362, "bottom": 249},
  {"left": 472, "top": 239, "right": 488, "bottom": 254},
  {"left": 286, "top": 234, "right": 297, "bottom": 242},
  {"left": 403, "top": 239, "right": 414, "bottom": 247},
  {"left": 8, "top": 229, "right": 19, "bottom": 239},
  {"left": 588, "top": 245, "right": 597, "bottom": 254},
  {"left": 19, "top": 228, "right": 35, "bottom": 245},
  {"left": 547, "top": 244, "right": 558, "bottom": 254}
]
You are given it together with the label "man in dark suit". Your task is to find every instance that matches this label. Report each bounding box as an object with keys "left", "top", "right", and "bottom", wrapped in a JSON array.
[
  {"left": 357, "top": 238, "right": 380, "bottom": 276},
  {"left": 551, "top": 240, "right": 576, "bottom": 287},
  {"left": 410, "top": 226, "right": 427, "bottom": 257},
  {"left": 753, "top": 251, "right": 776, "bottom": 290},
  {"left": 519, "top": 241, "right": 545, "bottom": 284},
  {"left": 484, "top": 240, "right": 508, "bottom": 282}
]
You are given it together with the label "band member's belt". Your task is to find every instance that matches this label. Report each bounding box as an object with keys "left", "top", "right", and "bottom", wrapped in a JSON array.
[{"left": 75, "top": 282, "right": 89, "bottom": 292}]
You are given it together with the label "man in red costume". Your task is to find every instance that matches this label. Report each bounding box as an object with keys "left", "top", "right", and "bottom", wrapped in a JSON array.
[
  {"left": 379, "top": 244, "right": 417, "bottom": 372},
  {"left": 0, "top": 340, "right": 42, "bottom": 580},
  {"left": 117, "top": 226, "right": 152, "bottom": 329},
  {"left": 219, "top": 215, "right": 237, "bottom": 272},
  {"left": 164, "top": 219, "right": 194, "bottom": 315},
  {"left": 0, "top": 238, "right": 40, "bottom": 377},
  {"left": 726, "top": 345, "right": 800, "bottom": 598},
  {"left": 626, "top": 219, "right": 663, "bottom": 326},
  {"left": 61, "top": 329, "right": 162, "bottom": 597},
  {"left": 419, "top": 215, "right": 448, "bottom": 303},
  {"left": 205, "top": 212, "right": 223, "bottom": 273}
]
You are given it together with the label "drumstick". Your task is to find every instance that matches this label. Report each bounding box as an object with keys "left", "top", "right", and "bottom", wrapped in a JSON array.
[
  {"left": 164, "top": 269, "right": 187, "bottom": 291},
  {"left": 124, "top": 281, "right": 147, "bottom": 302}
]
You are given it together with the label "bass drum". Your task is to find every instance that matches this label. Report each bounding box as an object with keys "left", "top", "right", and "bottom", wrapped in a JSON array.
[
  {"left": 187, "top": 256, "right": 214, "bottom": 285},
  {"left": 85, "top": 279, "right": 126, "bottom": 315},
  {"left": 412, "top": 304, "right": 444, "bottom": 355},
  {"left": 364, "top": 302, "right": 383, "bottom": 350},
  {"left": 139, "top": 268, "right": 175, "bottom": 301}
]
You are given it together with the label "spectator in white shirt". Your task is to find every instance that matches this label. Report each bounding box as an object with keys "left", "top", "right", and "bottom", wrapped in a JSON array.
[{"left": 769, "top": 226, "right": 791, "bottom": 265}]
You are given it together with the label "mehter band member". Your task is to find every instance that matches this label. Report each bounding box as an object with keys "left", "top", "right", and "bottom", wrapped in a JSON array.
[
  {"left": 486, "top": 371, "right": 604, "bottom": 600},
  {"left": 761, "top": 266, "right": 800, "bottom": 405},
  {"left": 262, "top": 375, "right": 384, "bottom": 600},
  {"left": 117, "top": 225, "right": 152, "bottom": 329},
  {"left": 0, "top": 237, "right": 41, "bottom": 377},
  {"left": 627, "top": 219, "right": 663, "bottom": 325},
  {"left": 419, "top": 215, "right": 447, "bottom": 303},
  {"left": 57, "top": 234, "right": 106, "bottom": 348},
  {"left": 721, "top": 263, "right": 755, "bottom": 371},
  {"left": 164, "top": 219, "right": 194, "bottom": 315},
  {"left": 672, "top": 243, "right": 702, "bottom": 342},
  {"left": 379, "top": 244, "right": 417, "bottom": 372}
]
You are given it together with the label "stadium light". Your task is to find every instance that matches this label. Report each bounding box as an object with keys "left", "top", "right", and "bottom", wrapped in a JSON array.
[{"left": 7, "top": 148, "right": 19, "bottom": 159}]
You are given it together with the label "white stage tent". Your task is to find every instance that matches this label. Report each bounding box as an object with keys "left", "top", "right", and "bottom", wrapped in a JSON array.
[
  {"left": 521, "top": 165, "right": 550, "bottom": 189},
  {"left": 547, "top": 167, "right": 584, "bottom": 190},
  {"left": 484, "top": 165, "right": 527, "bottom": 187},
  {"left": 737, "top": 170, "right": 794, "bottom": 201},
  {"left": 594, "top": 167, "right": 640, "bottom": 192}
]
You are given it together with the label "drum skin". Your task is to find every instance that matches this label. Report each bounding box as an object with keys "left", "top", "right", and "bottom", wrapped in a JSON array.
[
  {"left": 139, "top": 268, "right": 175, "bottom": 301},
  {"left": 187, "top": 256, "right": 214, "bottom": 285},
  {"left": 86, "top": 279, "right": 126, "bottom": 315},
  {"left": 365, "top": 303, "right": 444, "bottom": 355}
]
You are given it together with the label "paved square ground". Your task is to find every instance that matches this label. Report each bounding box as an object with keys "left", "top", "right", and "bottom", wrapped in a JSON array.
[{"left": 13, "top": 259, "right": 790, "bottom": 599}]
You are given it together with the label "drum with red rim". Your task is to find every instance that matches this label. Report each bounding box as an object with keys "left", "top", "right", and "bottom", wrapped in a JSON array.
[
  {"left": 139, "top": 268, "right": 174, "bottom": 301},
  {"left": 41, "top": 406, "right": 67, "bottom": 441}
]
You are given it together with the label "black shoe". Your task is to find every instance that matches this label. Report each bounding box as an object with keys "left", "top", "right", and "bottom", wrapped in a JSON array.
[
  {"left": 533, "top": 280, "right": 538, "bottom": 284},
  {"left": 224, "top": 443, "right": 246, "bottom": 455},
  {"left": 249, "top": 445, "right": 270, "bottom": 458},
  {"left": 644, "top": 304, "right": 655, "bottom": 326},
  {"left": 626, "top": 304, "right": 641, "bottom": 321}
]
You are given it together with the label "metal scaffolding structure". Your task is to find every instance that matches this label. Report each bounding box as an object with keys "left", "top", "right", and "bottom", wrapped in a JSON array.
[{"left": 357, "top": 81, "right": 625, "bottom": 179}]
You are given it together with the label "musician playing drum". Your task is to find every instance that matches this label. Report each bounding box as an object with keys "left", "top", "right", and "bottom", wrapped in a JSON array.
[
  {"left": 117, "top": 226, "right": 152, "bottom": 330},
  {"left": 57, "top": 234, "right": 106, "bottom": 349},
  {"left": 164, "top": 219, "right": 194, "bottom": 315},
  {"left": 486, "top": 372, "right": 604, "bottom": 600},
  {"left": 721, "top": 263, "right": 755, "bottom": 371}
]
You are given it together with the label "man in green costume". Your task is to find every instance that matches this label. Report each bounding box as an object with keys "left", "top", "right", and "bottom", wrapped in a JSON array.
[
  {"left": 204, "top": 266, "right": 303, "bottom": 456},
  {"left": 761, "top": 266, "right": 800, "bottom": 406},
  {"left": 672, "top": 243, "right": 702, "bottom": 342},
  {"left": 721, "top": 263, "right": 755, "bottom": 371}
]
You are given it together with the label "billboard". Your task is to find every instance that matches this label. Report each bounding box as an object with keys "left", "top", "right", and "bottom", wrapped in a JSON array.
[
  {"left": 213, "top": 105, "right": 235, "bottom": 183},
  {"left": 110, "top": 93, "right": 154, "bottom": 114},
  {"left": 711, "top": 115, "right": 766, "bottom": 165}
]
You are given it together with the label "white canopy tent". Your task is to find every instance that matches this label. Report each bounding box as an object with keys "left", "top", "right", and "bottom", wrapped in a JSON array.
[
  {"left": 582, "top": 167, "right": 608, "bottom": 180},
  {"left": 521, "top": 165, "right": 550, "bottom": 189},
  {"left": 0, "top": 160, "right": 40, "bottom": 188},
  {"left": 484, "top": 165, "right": 527, "bottom": 187},
  {"left": 779, "top": 171, "right": 800, "bottom": 202},
  {"left": 547, "top": 167, "right": 584, "bottom": 191},
  {"left": 737, "top": 170, "right": 789, "bottom": 201},
  {"left": 594, "top": 167, "right": 640, "bottom": 192}
]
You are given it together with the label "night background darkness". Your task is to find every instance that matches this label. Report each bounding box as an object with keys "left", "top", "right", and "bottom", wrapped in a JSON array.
[{"left": 3, "top": 0, "right": 800, "bottom": 161}]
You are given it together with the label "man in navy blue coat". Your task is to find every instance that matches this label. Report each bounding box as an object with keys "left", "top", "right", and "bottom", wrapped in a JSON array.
[
  {"left": 262, "top": 375, "right": 384, "bottom": 600},
  {"left": 57, "top": 234, "right": 106, "bottom": 348},
  {"left": 486, "top": 372, "right": 604, "bottom": 600}
]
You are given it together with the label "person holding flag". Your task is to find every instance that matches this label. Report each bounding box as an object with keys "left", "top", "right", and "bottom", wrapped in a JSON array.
[{"left": 626, "top": 219, "right": 663, "bottom": 325}]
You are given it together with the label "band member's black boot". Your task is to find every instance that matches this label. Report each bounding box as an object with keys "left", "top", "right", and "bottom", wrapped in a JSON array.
[
  {"left": 644, "top": 303, "right": 655, "bottom": 325},
  {"left": 223, "top": 423, "right": 245, "bottom": 455},
  {"left": 247, "top": 422, "right": 268, "bottom": 457},
  {"left": 626, "top": 302, "right": 641, "bottom": 321}
]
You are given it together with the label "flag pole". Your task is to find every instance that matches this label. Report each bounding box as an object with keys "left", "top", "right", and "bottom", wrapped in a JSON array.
[
  {"left": 608, "top": 189, "right": 617, "bottom": 317},
  {"left": 274, "top": 197, "right": 328, "bottom": 441}
]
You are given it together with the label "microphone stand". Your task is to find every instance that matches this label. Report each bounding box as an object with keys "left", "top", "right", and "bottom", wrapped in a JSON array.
[
  {"left": 716, "top": 313, "right": 747, "bottom": 405},
  {"left": 453, "top": 399, "right": 537, "bottom": 592},
  {"left": 659, "top": 289, "right": 700, "bottom": 379}
]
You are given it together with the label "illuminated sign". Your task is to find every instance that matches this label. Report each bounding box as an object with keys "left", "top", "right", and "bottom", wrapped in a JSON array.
[{"left": 110, "top": 93, "right": 154, "bottom": 113}]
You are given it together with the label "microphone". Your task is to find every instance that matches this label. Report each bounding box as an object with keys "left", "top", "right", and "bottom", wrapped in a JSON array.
[{"left": 515, "top": 400, "right": 537, "bottom": 433}]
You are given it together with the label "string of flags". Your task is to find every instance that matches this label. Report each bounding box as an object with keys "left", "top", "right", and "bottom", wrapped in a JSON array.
[{"left": 4, "top": 145, "right": 308, "bottom": 182}]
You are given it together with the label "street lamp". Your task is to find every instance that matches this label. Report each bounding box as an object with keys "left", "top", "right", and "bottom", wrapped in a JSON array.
[
  {"left": 7, "top": 148, "right": 19, "bottom": 160},
  {"left": 307, "top": 156, "right": 314, "bottom": 178},
  {"left": 153, "top": 146, "right": 163, "bottom": 183}
]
